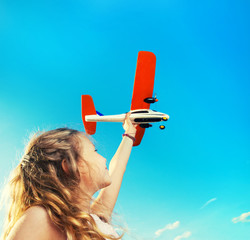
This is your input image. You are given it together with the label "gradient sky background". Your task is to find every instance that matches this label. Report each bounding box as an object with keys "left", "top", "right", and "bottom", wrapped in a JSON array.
[{"left": 0, "top": 0, "right": 250, "bottom": 239}]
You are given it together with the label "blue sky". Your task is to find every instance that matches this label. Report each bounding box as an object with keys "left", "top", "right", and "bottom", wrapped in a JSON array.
[{"left": 0, "top": 0, "right": 250, "bottom": 239}]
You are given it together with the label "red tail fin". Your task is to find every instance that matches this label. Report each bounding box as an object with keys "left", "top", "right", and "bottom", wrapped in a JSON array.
[{"left": 81, "top": 95, "right": 96, "bottom": 135}]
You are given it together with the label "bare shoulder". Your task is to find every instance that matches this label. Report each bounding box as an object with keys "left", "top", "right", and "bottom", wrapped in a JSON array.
[{"left": 7, "top": 206, "right": 66, "bottom": 240}]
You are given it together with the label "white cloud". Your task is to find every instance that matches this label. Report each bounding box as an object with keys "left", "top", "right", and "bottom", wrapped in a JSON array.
[
  {"left": 154, "top": 221, "right": 180, "bottom": 237},
  {"left": 174, "top": 231, "right": 192, "bottom": 240},
  {"left": 232, "top": 212, "right": 250, "bottom": 223},
  {"left": 200, "top": 198, "right": 217, "bottom": 209}
]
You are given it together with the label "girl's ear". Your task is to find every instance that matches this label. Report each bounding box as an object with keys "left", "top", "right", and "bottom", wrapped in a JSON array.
[{"left": 61, "top": 159, "right": 70, "bottom": 175}]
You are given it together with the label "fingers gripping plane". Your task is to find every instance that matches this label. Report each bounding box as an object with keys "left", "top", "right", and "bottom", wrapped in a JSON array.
[{"left": 81, "top": 51, "right": 170, "bottom": 146}]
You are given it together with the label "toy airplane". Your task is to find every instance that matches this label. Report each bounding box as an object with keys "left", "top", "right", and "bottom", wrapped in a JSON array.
[{"left": 81, "top": 51, "right": 169, "bottom": 146}]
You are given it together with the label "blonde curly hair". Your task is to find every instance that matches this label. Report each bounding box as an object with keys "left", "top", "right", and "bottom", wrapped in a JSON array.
[{"left": 1, "top": 128, "right": 125, "bottom": 240}]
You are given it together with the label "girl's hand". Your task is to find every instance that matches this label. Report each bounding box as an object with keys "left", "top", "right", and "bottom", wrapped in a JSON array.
[{"left": 123, "top": 112, "right": 137, "bottom": 137}]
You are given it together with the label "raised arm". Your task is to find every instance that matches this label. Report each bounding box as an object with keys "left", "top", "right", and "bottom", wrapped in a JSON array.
[{"left": 90, "top": 113, "right": 137, "bottom": 223}]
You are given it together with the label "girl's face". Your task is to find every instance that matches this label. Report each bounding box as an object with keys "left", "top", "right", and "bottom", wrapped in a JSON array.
[{"left": 77, "top": 135, "right": 112, "bottom": 194}]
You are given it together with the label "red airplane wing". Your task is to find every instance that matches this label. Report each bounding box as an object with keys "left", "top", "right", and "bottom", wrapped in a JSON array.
[
  {"left": 130, "top": 51, "right": 156, "bottom": 110},
  {"left": 133, "top": 127, "right": 145, "bottom": 146},
  {"left": 131, "top": 51, "right": 156, "bottom": 146}
]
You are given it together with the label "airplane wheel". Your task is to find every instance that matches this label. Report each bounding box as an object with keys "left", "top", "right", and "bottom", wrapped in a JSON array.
[
  {"left": 159, "top": 125, "right": 165, "bottom": 130},
  {"left": 162, "top": 117, "right": 168, "bottom": 121}
]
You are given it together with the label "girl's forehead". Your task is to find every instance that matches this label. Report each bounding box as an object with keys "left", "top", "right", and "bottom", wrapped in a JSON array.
[{"left": 78, "top": 134, "right": 95, "bottom": 148}]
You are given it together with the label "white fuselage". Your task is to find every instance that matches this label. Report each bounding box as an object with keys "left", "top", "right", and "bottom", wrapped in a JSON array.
[{"left": 85, "top": 109, "right": 169, "bottom": 124}]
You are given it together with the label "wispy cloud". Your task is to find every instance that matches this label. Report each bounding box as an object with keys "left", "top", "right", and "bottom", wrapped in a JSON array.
[
  {"left": 232, "top": 212, "right": 250, "bottom": 223},
  {"left": 174, "top": 231, "right": 192, "bottom": 240},
  {"left": 200, "top": 198, "right": 217, "bottom": 209},
  {"left": 154, "top": 221, "right": 180, "bottom": 238}
]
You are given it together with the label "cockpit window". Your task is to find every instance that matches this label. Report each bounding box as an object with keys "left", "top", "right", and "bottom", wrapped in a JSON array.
[{"left": 131, "top": 110, "right": 148, "bottom": 114}]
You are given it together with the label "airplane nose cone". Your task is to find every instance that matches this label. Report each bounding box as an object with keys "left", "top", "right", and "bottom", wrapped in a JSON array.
[{"left": 162, "top": 115, "right": 169, "bottom": 121}]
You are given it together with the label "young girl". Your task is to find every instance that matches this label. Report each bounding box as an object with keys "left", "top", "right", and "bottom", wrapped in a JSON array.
[{"left": 1, "top": 113, "right": 137, "bottom": 240}]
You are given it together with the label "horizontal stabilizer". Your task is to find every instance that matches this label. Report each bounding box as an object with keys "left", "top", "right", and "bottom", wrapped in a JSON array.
[{"left": 96, "top": 111, "right": 104, "bottom": 116}]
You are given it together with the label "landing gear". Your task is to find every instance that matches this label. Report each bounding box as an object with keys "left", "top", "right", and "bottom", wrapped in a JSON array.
[{"left": 159, "top": 125, "right": 165, "bottom": 130}]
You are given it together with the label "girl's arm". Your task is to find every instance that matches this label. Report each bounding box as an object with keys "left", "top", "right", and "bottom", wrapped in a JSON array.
[{"left": 90, "top": 113, "right": 137, "bottom": 223}]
